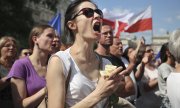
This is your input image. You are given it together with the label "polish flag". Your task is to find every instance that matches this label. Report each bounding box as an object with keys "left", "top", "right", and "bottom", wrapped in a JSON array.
[
  {"left": 103, "top": 6, "right": 152, "bottom": 37},
  {"left": 124, "top": 6, "right": 152, "bottom": 33},
  {"left": 114, "top": 19, "right": 127, "bottom": 38},
  {"left": 113, "top": 13, "right": 134, "bottom": 37},
  {"left": 103, "top": 18, "right": 128, "bottom": 38}
]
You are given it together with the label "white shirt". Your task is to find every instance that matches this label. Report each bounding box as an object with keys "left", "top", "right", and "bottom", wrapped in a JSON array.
[
  {"left": 158, "top": 63, "right": 174, "bottom": 96},
  {"left": 55, "top": 48, "right": 110, "bottom": 108},
  {"left": 167, "top": 72, "right": 180, "bottom": 108},
  {"left": 136, "top": 67, "right": 161, "bottom": 108}
]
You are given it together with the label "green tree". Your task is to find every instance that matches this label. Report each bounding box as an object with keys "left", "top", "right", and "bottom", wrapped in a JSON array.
[
  {"left": 29, "top": 0, "right": 58, "bottom": 11},
  {"left": 0, "top": 0, "right": 60, "bottom": 48},
  {"left": 0, "top": 0, "right": 34, "bottom": 48}
]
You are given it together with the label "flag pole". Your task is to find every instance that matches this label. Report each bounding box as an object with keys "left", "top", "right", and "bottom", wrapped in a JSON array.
[{"left": 150, "top": 5, "right": 153, "bottom": 44}]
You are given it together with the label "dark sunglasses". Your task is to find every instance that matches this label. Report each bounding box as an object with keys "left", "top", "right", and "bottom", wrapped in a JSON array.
[
  {"left": 72, "top": 8, "right": 103, "bottom": 19},
  {"left": 145, "top": 49, "right": 153, "bottom": 53}
]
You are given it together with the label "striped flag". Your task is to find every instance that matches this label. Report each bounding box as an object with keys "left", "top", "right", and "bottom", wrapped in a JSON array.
[
  {"left": 125, "top": 6, "right": 152, "bottom": 33},
  {"left": 103, "top": 6, "right": 152, "bottom": 38}
]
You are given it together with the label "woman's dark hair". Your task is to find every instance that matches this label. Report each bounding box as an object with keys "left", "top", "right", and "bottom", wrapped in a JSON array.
[
  {"left": 159, "top": 42, "right": 169, "bottom": 63},
  {"left": 122, "top": 46, "right": 133, "bottom": 62},
  {"left": 64, "top": 0, "right": 97, "bottom": 43}
]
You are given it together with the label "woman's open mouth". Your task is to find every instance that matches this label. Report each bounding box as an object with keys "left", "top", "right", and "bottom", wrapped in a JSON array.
[{"left": 93, "top": 22, "right": 101, "bottom": 33}]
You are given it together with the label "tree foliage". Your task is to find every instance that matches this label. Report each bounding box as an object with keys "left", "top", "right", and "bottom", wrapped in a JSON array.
[
  {"left": 29, "top": 0, "right": 59, "bottom": 11},
  {"left": 0, "top": 0, "right": 59, "bottom": 48},
  {"left": 0, "top": 0, "right": 34, "bottom": 48}
]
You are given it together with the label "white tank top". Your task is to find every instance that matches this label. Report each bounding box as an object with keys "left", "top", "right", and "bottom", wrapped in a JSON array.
[{"left": 55, "top": 48, "right": 110, "bottom": 108}]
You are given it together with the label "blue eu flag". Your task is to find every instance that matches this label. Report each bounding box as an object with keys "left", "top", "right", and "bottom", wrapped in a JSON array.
[{"left": 48, "top": 13, "right": 61, "bottom": 36}]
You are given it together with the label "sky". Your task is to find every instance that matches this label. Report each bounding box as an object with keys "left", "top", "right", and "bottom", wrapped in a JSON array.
[{"left": 93, "top": 0, "right": 180, "bottom": 43}]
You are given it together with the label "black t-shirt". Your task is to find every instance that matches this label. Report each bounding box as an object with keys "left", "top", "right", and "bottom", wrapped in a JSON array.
[
  {"left": 109, "top": 54, "right": 126, "bottom": 70},
  {"left": 96, "top": 53, "right": 126, "bottom": 71}
]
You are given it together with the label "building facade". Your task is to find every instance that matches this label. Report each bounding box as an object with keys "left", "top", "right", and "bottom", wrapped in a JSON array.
[{"left": 121, "top": 35, "right": 169, "bottom": 54}]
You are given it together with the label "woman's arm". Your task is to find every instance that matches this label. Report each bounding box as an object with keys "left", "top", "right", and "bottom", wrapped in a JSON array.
[
  {"left": 47, "top": 56, "right": 124, "bottom": 108},
  {"left": 144, "top": 78, "right": 158, "bottom": 92},
  {"left": 135, "top": 56, "right": 149, "bottom": 81},
  {"left": 0, "top": 76, "right": 9, "bottom": 91},
  {"left": 135, "top": 62, "right": 145, "bottom": 81},
  {"left": 72, "top": 67, "right": 125, "bottom": 108},
  {"left": 121, "top": 51, "right": 136, "bottom": 76},
  {"left": 46, "top": 56, "right": 66, "bottom": 108},
  {"left": 11, "top": 78, "right": 46, "bottom": 108},
  {"left": 122, "top": 38, "right": 145, "bottom": 76},
  {"left": 117, "top": 76, "right": 135, "bottom": 98},
  {"left": 47, "top": 56, "right": 102, "bottom": 108}
]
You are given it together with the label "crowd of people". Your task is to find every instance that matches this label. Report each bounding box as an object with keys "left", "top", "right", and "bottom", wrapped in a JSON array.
[{"left": 0, "top": 0, "right": 180, "bottom": 108}]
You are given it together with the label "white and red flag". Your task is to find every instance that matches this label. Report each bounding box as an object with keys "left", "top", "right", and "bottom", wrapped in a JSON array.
[
  {"left": 124, "top": 6, "right": 152, "bottom": 33},
  {"left": 103, "top": 6, "right": 152, "bottom": 38}
]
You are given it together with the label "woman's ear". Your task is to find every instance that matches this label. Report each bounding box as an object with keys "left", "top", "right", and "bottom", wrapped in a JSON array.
[
  {"left": 32, "top": 36, "right": 38, "bottom": 45},
  {"left": 67, "top": 20, "right": 76, "bottom": 30}
]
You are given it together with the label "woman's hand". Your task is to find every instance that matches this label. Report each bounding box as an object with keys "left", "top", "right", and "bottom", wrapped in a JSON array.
[
  {"left": 128, "top": 50, "right": 137, "bottom": 64},
  {"left": 94, "top": 67, "right": 125, "bottom": 99},
  {"left": 142, "top": 56, "right": 149, "bottom": 64}
]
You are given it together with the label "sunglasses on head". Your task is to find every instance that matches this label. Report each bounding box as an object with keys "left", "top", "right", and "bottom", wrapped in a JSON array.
[{"left": 72, "top": 8, "right": 103, "bottom": 19}]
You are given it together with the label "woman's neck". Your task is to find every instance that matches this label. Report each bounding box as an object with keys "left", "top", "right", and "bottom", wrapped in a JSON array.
[
  {"left": 29, "top": 49, "right": 49, "bottom": 66},
  {"left": 71, "top": 41, "right": 96, "bottom": 62}
]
